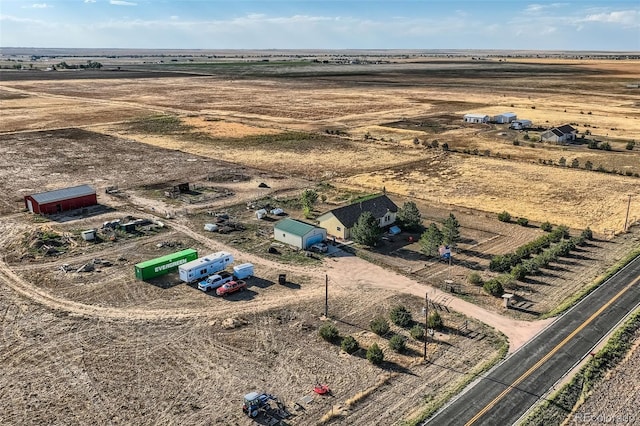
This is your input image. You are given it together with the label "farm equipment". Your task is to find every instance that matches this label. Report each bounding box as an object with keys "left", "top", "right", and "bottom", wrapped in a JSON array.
[{"left": 242, "top": 392, "right": 289, "bottom": 421}]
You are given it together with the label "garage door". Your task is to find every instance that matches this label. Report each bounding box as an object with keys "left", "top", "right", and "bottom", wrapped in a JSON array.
[{"left": 306, "top": 234, "right": 324, "bottom": 248}]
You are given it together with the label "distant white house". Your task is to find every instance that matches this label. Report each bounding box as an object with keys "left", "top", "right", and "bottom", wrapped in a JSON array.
[
  {"left": 510, "top": 119, "right": 533, "bottom": 130},
  {"left": 463, "top": 113, "right": 489, "bottom": 124},
  {"left": 540, "top": 124, "right": 578, "bottom": 143},
  {"left": 493, "top": 112, "right": 517, "bottom": 124}
]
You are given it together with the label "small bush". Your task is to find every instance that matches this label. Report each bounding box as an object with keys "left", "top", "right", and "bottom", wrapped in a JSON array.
[
  {"left": 319, "top": 323, "right": 339, "bottom": 343},
  {"left": 516, "top": 217, "right": 529, "bottom": 226},
  {"left": 484, "top": 279, "right": 504, "bottom": 297},
  {"left": 498, "top": 211, "right": 512, "bottom": 222},
  {"left": 366, "top": 343, "right": 384, "bottom": 365},
  {"left": 540, "top": 221, "right": 553, "bottom": 232},
  {"left": 370, "top": 316, "right": 390, "bottom": 336},
  {"left": 468, "top": 272, "right": 483, "bottom": 286},
  {"left": 581, "top": 227, "right": 593, "bottom": 240},
  {"left": 427, "top": 311, "right": 443, "bottom": 330},
  {"left": 389, "top": 334, "right": 407, "bottom": 353},
  {"left": 513, "top": 140, "right": 520, "bottom": 146},
  {"left": 410, "top": 324, "right": 425, "bottom": 340},
  {"left": 389, "top": 305, "right": 413, "bottom": 328},
  {"left": 341, "top": 335, "right": 359, "bottom": 354}
]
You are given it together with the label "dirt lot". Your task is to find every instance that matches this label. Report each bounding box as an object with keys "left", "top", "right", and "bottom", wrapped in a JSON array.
[
  {"left": 567, "top": 331, "right": 640, "bottom": 425},
  {"left": 2, "top": 56, "right": 640, "bottom": 424}
]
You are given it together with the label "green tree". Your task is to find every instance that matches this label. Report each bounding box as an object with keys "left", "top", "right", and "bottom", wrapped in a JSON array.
[
  {"left": 584, "top": 161, "right": 593, "bottom": 171},
  {"left": 341, "top": 336, "right": 359, "bottom": 354},
  {"left": 300, "top": 189, "right": 319, "bottom": 211},
  {"left": 516, "top": 217, "right": 529, "bottom": 226},
  {"left": 601, "top": 142, "right": 612, "bottom": 151},
  {"left": 442, "top": 213, "right": 461, "bottom": 249},
  {"left": 410, "top": 324, "right": 425, "bottom": 340},
  {"left": 351, "top": 211, "right": 383, "bottom": 246},
  {"left": 419, "top": 223, "right": 443, "bottom": 257},
  {"left": 366, "top": 343, "right": 384, "bottom": 365},
  {"left": 319, "top": 322, "right": 339, "bottom": 343},
  {"left": 396, "top": 201, "right": 422, "bottom": 231},
  {"left": 581, "top": 227, "right": 593, "bottom": 240},
  {"left": 431, "top": 140, "right": 439, "bottom": 149},
  {"left": 571, "top": 158, "right": 580, "bottom": 168},
  {"left": 370, "top": 316, "right": 390, "bottom": 336},
  {"left": 540, "top": 221, "right": 553, "bottom": 232},
  {"left": 389, "top": 305, "right": 413, "bottom": 328},
  {"left": 483, "top": 279, "right": 504, "bottom": 297},
  {"left": 441, "top": 142, "right": 449, "bottom": 151},
  {"left": 389, "top": 335, "right": 407, "bottom": 353},
  {"left": 559, "top": 157, "right": 567, "bottom": 166},
  {"left": 626, "top": 141, "right": 636, "bottom": 150},
  {"left": 467, "top": 272, "right": 483, "bottom": 286},
  {"left": 498, "top": 211, "right": 512, "bottom": 222},
  {"left": 427, "top": 311, "right": 443, "bottom": 330}
]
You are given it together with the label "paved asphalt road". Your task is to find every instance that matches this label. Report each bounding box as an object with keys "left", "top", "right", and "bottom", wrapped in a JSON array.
[{"left": 424, "top": 254, "right": 640, "bottom": 426}]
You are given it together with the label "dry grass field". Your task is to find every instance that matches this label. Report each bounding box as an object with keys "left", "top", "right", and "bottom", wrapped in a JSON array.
[{"left": 1, "top": 55, "right": 639, "bottom": 424}]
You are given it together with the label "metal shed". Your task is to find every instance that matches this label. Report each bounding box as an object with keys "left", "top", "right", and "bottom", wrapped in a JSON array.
[
  {"left": 24, "top": 184, "right": 97, "bottom": 215},
  {"left": 493, "top": 112, "right": 517, "bottom": 124},
  {"left": 273, "top": 218, "right": 326, "bottom": 250}
]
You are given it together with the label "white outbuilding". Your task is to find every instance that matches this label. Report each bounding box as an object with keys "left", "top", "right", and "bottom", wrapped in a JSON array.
[
  {"left": 463, "top": 113, "right": 490, "bottom": 124},
  {"left": 510, "top": 119, "right": 532, "bottom": 130},
  {"left": 493, "top": 112, "right": 517, "bottom": 124},
  {"left": 273, "top": 218, "right": 326, "bottom": 250}
]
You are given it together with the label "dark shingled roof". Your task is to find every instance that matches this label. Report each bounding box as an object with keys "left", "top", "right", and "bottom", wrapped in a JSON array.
[
  {"left": 322, "top": 195, "right": 398, "bottom": 229},
  {"left": 556, "top": 124, "right": 577, "bottom": 134},
  {"left": 551, "top": 129, "right": 564, "bottom": 137},
  {"left": 29, "top": 184, "right": 96, "bottom": 204}
]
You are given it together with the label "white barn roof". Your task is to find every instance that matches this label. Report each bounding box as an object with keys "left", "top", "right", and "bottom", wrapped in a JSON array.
[
  {"left": 464, "top": 113, "right": 489, "bottom": 119},
  {"left": 29, "top": 184, "right": 96, "bottom": 204},
  {"left": 497, "top": 112, "right": 517, "bottom": 118}
]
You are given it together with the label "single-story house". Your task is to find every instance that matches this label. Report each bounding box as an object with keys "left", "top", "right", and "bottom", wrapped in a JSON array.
[
  {"left": 24, "top": 184, "right": 97, "bottom": 215},
  {"left": 510, "top": 119, "right": 532, "bottom": 130},
  {"left": 316, "top": 194, "right": 398, "bottom": 240},
  {"left": 273, "top": 218, "right": 326, "bottom": 250},
  {"left": 493, "top": 112, "right": 517, "bottom": 124},
  {"left": 463, "top": 113, "right": 490, "bottom": 124},
  {"left": 540, "top": 124, "right": 578, "bottom": 143}
]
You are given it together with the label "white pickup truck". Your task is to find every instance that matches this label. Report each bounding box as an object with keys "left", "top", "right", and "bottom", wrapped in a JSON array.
[{"left": 197, "top": 271, "right": 234, "bottom": 292}]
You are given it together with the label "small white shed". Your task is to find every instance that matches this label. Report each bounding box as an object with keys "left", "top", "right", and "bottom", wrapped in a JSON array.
[
  {"left": 510, "top": 119, "right": 532, "bottom": 130},
  {"left": 274, "top": 218, "right": 326, "bottom": 250},
  {"left": 463, "top": 113, "right": 489, "bottom": 124},
  {"left": 493, "top": 112, "right": 517, "bottom": 124}
]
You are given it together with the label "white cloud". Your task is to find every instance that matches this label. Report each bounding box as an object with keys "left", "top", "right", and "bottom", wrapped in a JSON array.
[
  {"left": 110, "top": 0, "right": 137, "bottom": 6},
  {"left": 23, "top": 3, "right": 51, "bottom": 8},
  {"left": 525, "top": 3, "right": 568, "bottom": 14},
  {"left": 581, "top": 10, "right": 639, "bottom": 27},
  {"left": 84, "top": 0, "right": 96, "bottom": 3},
  {"left": 170, "top": 15, "right": 179, "bottom": 20}
]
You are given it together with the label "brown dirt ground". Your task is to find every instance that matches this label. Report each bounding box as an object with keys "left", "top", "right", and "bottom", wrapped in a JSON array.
[
  {"left": 2, "top": 57, "right": 640, "bottom": 424},
  {"left": 566, "top": 330, "right": 640, "bottom": 426}
]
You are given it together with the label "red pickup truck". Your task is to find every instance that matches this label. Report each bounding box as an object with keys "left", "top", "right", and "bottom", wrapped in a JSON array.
[{"left": 216, "top": 280, "right": 247, "bottom": 296}]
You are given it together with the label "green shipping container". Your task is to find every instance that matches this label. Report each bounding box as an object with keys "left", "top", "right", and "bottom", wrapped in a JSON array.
[{"left": 135, "top": 248, "right": 198, "bottom": 280}]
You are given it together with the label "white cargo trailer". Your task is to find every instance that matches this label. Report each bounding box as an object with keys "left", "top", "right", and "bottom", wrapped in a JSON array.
[
  {"left": 233, "top": 263, "right": 254, "bottom": 280},
  {"left": 179, "top": 251, "right": 233, "bottom": 283}
]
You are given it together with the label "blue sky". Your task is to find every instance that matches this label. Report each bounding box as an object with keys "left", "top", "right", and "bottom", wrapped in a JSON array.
[{"left": 1, "top": 1, "right": 638, "bottom": 50}]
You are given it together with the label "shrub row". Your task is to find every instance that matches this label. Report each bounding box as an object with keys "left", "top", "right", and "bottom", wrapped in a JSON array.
[{"left": 490, "top": 226, "right": 569, "bottom": 272}]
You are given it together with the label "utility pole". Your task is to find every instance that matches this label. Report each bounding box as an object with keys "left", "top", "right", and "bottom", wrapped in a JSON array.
[
  {"left": 325, "top": 274, "right": 328, "bottom": 318},
  {"left": 624, "top": 195, "right": 632, "bottom": 232},
  {"left": 424, "top": 292, "right": 428, "bottom": 361}
]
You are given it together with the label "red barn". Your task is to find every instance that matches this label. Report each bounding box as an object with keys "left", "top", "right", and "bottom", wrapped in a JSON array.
[{"left": 24, "top": 184, "right": 97, "bottom": 215}]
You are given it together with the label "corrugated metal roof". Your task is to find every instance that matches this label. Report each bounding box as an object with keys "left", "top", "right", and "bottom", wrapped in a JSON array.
[
  {"left": 274, "top": 218, "right": 317, "bottom": 237},
  {"left": 464, "top": 113, "right": 489, "bottom": 119},
  {"left": 29, "top": 184, "right": 96, "bottom": 204},
  {"left": 497, "top": 112, "right": 517, "bottom": 118}
]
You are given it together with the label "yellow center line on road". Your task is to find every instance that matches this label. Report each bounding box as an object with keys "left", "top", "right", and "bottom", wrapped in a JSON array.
[{"left": 465, "top": 274, "right": 640, "bottom": 426}]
